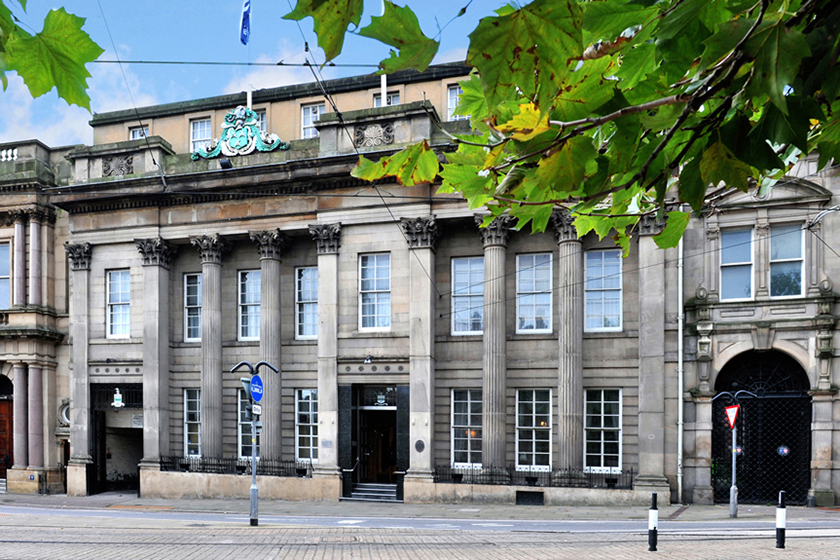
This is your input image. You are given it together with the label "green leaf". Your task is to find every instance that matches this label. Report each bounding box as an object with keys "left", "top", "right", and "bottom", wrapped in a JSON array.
[
  {"left": 744, "top": 22, "right": 811, "bottom": 114},
  {"left": 699, "top": 140, "right": 756, "bottom": 192},
  {"left": 552, "top": 56, "right": 616, "bottom": 124},
  {"left": 5, "top": 8, "right": 103, "bottom": 110},
  {"left": 583, "top": 0, "right": 658, "bottom": 43},
  {"left": 613, "top": 42, "right": 658, "bottom": 91},
  {"left": 536, "top": 136, "right": 599, "bottom": 192},
  {"left": 358, "top": 2, "right": 439, "bottom": 73},
  {"left": 466, "top": 0, "right": 583, "bottom": 110},
  {"left": 283, "top": 0, "right": 363, "bottom": 62},
  {"left": 653, "top": 210, "right": 690, "bottom": 249},
  {"left": 699, "top": 18, "right": 754, "bottom": 72},
  {"left": 657, "top": 0, "right": 717, "bottom": 41},
  {"left": 718, "top": 112, "right": 784, "bottom": 172},
  {"left": 677, "top": 155, "right": 707, "bottom": 212},
  {"left": 454, "top": 73, "right": 488, "bottom": 124},
  {"left": 351, "top": 141, "right": 439, "bottom": 187},
  {"left": 495, "top": 103, "right": 551, "bottom": 141},
  {"left": 748, "top": 96, "right": 823, "bottom": 153}
]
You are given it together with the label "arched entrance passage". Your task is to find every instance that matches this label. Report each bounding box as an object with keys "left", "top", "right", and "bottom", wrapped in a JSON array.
[{"left": 712, "top": 351, "right": 812, "bottom": 504}]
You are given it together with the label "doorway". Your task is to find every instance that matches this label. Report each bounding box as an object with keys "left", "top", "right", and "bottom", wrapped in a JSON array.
[
  {"left": 359, "top": 409, "right": 397, "bottom": 483},
  {"left": 0, "top": 399, "right": 12, "bottom": 480},
  {"left": 90, "top": 384, "right": 143, "bottom": 494}
]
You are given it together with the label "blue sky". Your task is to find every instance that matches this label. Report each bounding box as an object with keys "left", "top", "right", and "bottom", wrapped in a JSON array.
[{"left": 1, "top": 0, "right": 489, "bottom": 147}]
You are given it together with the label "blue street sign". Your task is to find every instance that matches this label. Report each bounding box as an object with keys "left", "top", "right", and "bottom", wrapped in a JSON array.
[{"left": 250, "top": 374, "right": 264, "bottom": 402}]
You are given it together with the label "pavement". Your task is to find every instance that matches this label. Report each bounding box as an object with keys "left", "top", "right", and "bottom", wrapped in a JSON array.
[{"left": 2, "top": 489, "right": 840, "bottom": 523}]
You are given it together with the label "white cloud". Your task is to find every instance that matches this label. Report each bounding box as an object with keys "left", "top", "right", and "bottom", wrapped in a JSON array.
[{"left": 223, "top": 44, "right": 324, "bottom": 95}]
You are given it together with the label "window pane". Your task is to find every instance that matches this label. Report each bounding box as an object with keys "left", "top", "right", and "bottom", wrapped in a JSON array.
[
  {"left": 721, "top": 230, "right": 752, "bottom": 264},
  {"left": 770, "top": 261, "right": 802, "bottom": 296},
  {"left": 721, "top": 265, "right": 752, "bottom": 299},
  {"left": 770, "top": 225, "right": 801, "bottom": 260}
]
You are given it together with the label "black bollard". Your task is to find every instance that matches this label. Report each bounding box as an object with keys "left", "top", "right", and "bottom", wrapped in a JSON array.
[
  {"left": 776, "top": 491, "right": 786, "bottom": 549},
  {"left": 649, "top": 492, "right": 658, "bottom": 552}
]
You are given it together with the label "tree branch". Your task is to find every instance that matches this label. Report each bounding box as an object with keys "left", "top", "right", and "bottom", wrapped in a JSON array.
[{"left": 548, "top": 94, "right": 690, "bottom": 129}]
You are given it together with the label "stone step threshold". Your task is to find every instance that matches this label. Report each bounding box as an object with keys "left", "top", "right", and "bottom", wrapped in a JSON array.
[{"left": 340, "top": 496, "right": 402, "bottom": 503}]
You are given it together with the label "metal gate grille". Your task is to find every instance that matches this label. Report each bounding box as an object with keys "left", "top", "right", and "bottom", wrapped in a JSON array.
[{"left": 712, "top": 394, "right": 811, "bottom": 505}]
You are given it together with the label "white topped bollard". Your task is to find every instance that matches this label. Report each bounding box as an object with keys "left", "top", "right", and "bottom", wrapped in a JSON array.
[{"left": 776, "top": 490, "right": 786, "bottom": 549}]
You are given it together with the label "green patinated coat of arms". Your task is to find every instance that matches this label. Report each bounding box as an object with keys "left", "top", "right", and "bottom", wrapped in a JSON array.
[{"left": 191, "top": 105, "right": 290, "bottom": 160}]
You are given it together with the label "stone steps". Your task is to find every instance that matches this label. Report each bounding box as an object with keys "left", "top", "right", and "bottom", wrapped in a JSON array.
[
  {"left": 0, "top": 479, "right": 6, "bottom": 493},
  {"left": 342, "top": 482, "right": 399, "bottom": 502}
]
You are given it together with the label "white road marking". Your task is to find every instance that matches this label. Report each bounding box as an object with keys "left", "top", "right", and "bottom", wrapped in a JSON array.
[{"left": 337, "top": 520, "right": 365, "bottom": 525}]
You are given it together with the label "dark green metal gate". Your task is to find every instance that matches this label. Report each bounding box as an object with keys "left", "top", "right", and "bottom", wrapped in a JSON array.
[{"left": 711, "top": 351, "right": 812, "bottom": 505}]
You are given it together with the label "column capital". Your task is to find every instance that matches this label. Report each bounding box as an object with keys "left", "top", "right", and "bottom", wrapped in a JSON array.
[
  {"left": 551, "top": 208, "right": 580, "bottom": 243},
  {"left": 8, "top": 209, "right": 28, "bottom": 224},
  {"left": 400, "top": 216, "right": 438, "bottom": 250},
  {"left": 26, "top": 207, "right": 52, "bottom": 224},
  {"left": 309, "top": 223, "right": 342, "bottom": 254},
  {"left": 250, "top": 229, "right": 287, "bottom": 260},
  {"left": 190, "top": 234, "right": 231, "bottom": 264},
  {"left": 64, "top": 242, "right": 92, "bottom": 271},
  {"left": 475, "top": 214, "right": 515, "bottom": 248},
  {"left": 135, "top": 237, "right": 177, "bottom": 268}
]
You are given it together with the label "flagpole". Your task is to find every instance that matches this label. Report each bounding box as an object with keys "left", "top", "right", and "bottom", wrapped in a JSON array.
[{"left": 380, "top": 0, "right": 387, "bottom": 105}]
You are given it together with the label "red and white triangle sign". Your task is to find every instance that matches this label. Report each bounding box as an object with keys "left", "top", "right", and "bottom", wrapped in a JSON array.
[{"left": 725, "top": 405, "right": 740, "bottom": 429}]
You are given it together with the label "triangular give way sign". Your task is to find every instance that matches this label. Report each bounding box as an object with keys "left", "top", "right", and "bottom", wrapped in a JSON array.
[{"left": 725, "top": 405, "right": 740, "bottom": 429}]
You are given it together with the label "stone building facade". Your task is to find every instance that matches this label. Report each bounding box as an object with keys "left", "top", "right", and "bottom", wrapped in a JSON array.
[{"left": 0, "top": 63, "right": 838, "bottom": 505}]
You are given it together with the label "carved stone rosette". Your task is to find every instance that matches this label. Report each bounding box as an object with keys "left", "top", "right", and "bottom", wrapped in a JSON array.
[
  {"left": 354, "top": 122, "right": 394, "bottom": 147},
  {"left": 309, "top": 223, "right": 342, "bottom": 254},
  {"left": 250, "top": 229, "right": 287, "bottom": 260},
  {"left": 65, "top": 242, "right": 92, "bottom": 271},
  {"left": 475, "top": 214, "right": 515, "bottom": 248},
  {"left": 102, "top": 155, "right": 134, "bottom": 176},
  {"left": 190, "top": 234, "right": 231, "bottom": 264},
  {"left": 400, "top": 216, "right": 438, "bottom": 250},
  {"left": 551, "top": 208, "right": 579, "bottom": 243},
  {"left": 135, "top": 238, "right": 177, "bottom": 268}
]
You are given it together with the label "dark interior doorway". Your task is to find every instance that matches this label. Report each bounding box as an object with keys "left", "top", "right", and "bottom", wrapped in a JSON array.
[
  {"left": 358, "top": 409, "right": 397, "bottom": 483},
  {"left": 0, "top": 376, "right": 12, "bottom": 479}
]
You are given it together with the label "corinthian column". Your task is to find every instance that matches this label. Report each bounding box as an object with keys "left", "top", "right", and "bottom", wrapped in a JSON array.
[
  {"left": 65, "top": 241, "right": 92, "bottom": 496},
  {"left": 477, "top": 214, "right": 514, "bottom": 468},
  {"left": 400, "top": 217, "right": 438, "bottom": 477},
  {"left": 552, "top": 209, "right": 584, "bottom": 470},
  {"left": 250, "top": 229, "right": 287, "bottom": 460},
  {"left": 135, "top": 238, "right": 176, "bottom": 465},
  {"left": 309, "top": 223, "right": 341, "bottom": 476},
  {"left": 191, "top": 234, "right": 230, "bottom": 458}
]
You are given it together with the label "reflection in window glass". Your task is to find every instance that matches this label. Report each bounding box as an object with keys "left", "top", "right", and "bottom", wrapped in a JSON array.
[{"left": 770, "top": 224, "right": 803, "bottom": 297}]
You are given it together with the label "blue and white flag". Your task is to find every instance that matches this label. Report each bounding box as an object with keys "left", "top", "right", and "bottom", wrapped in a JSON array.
[{"left": 240, "top": 0, "right": 251, "bottom": 45}]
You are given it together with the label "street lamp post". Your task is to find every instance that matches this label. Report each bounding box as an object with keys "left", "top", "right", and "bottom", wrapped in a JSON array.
[{"left": 232, "top": 360, "right": 279, "bottom": 527}]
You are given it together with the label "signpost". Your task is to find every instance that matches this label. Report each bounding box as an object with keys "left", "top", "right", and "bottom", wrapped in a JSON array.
[
  {"left": 712, "top": 390, "right": 756, "bottom": 519},
  {"left": 231, "top": 360, "right": 279, "bottom": 527}
]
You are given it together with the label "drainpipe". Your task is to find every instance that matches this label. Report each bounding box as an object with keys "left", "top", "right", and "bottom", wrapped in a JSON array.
[{"left": 677, "top": 226, "right": 685, "bottom": 504}]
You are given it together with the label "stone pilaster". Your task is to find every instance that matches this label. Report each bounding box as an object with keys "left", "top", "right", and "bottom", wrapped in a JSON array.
[
  {"left": 65, "top": 242, "right": 91, "bottom": 496},
  {"left": 401, "top": 217, "right": 437, "bottom": 478},
  {"left": 552, "top": 209, "right": 584, "bottom": 470},
  {"left": 477, "top": 214, "right": 513, "bottom": 467},
  {"left": 27, "top": 366, "right": 43, "bottom": 469},
  {"left": 12, "top": 364, "right": 28, "bottom": 469},
  {"left": 309, "top": 223, "right": 341, "bottom": 475},
  {"left": 191, "top": 234, "right": 230, "bottom": 458},
  {"left": 27, "top": 211, "right": 42, "bottom": 306},
  {"left": 250, "top": 229, "right": 287, "bottom": 460},
  {"left": 809, "top": 389, "right": 837, "bottom": 506},
  {"left": 135, "top": 238, "right": 175, "bottom": 468},
  {"left": 636, "top": 218, "right": 671, "bottom": 493},
  {"left": 691, "top": 395, "right": 714, "bottom": 504},
  {"left": 11, "top": 210, "right": 26, "bottom": 307}
]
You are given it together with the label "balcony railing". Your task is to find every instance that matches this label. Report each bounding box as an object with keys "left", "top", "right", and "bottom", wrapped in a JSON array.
[
  {"left": 433, "top": 465, "right": 634, "bottom": 489},
  {"left": 161, "top": 456, "right": 313, "bottom": 478}
]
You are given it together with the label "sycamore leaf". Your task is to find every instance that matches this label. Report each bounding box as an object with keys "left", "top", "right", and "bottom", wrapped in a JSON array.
[
  {"left": 466, "top": 0, "right": 582, "bottom": 110},
  {"left": 5, "top": 8, "right": 103, "bottom": 110},
  {"left": 552, "top": 56, "right": 615, "bottom": 124},
  {"left": 351, "top": 141, "right": 439, "bottom": 187},
  {"left": 582, "top": 0, "right": 658, "bottom": 43},
  {"left": 744, "top": 22, "right": 810, "bottom": 115},
  {"left": 537, "top": 136, "right": 598, "bottom": 192},
  {"left": 749, "top": 96, "right": 823, "bottom": 153},
  {"left": 284, "top": 0, "right": 363, "bottom": 62},
  {"left": 439, "top": 160, "right": 495, "bottom": 210},
  {"left": 657, "top": 0, "right": 719, "bottom": 42},
  {"left": 653, "top": 210, "right": 690, "bottom": 249},
  {"left": 495, "top": 103, "right": 551, "bottom": 141},
  {"left": 677, "top": 156, "right": 707, "bottom": 212},
  {"left": 613, "top": 42, "right": 658, "bottom": 92},
  {"left": 699, "top": 140, "right": 756, "bottom": 193},
  {"left": 358, "top": 2, "right": 438, "bottom": 73},
  {"left": 454, "top": 73, "right": 487, "bottom": 123}
]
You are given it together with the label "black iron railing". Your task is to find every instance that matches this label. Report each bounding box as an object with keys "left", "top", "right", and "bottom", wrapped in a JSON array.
[
  {"left": 161, "top": 456, "right": 313, "bottom": 478},
  {"left": 433, "top": 465, "right": 634, "bottom": 489}
]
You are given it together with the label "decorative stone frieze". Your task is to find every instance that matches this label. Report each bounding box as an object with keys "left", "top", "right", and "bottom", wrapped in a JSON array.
[
  {"left": 135, "top": 238, "right": 176, "bottom": 268},
  {"left": 551, "top": 208, "right": 578, "bottom": 243},
  {"left": 309, "top": 223, "right": 342, "bottom": 254},
  {"left": 400, "top": 216, "right": 438, "bottom": 250},
  {"left": 250, "top": 229, "right": 287, "bottom": 260},
  {"left": 354, "top": 122, "right": 394, "bottom": 147},
  {"left": 190, "top": 234, "right": 231, "bottom": 264},
  {"left": 64, "top": 242, "right": 92, "bottom": 271},
  {"left": 475, "top": 214, "right": 515, "bottom": 248},
  {"left": 102, "top": 155, "right": 134, "bottom": 177}
]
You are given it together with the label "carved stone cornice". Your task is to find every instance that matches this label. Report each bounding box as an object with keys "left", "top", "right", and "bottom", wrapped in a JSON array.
[
  {"left": 637, "top": 212, "right": 667, "bottom": 236},
  {"left": 475, "top": 214, "right": 515, "bottom": 248},
  {"left": 400, "top": 216, "right": 438, "bottom": 250},
  {"left": 190, "top": 234, "right": 231, "bottom": 264},
  {"left": 250, "top": 229, "right": 287, "bottom": 260},
  {"left": 551, "top": 208, "right": 579, "bottom": 244},
  {"left": 309, "top": 223, "right": 342, "bottom": 254},
  {"left": 64, "top": 242, "right": 92, "bottom": 271},
  {"left": 135, "top": 238, "right": 177, "bottom": 268}
]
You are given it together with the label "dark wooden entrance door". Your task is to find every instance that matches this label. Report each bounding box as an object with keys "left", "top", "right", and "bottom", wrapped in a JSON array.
[
  {"left": 0, "top": 400, "right": 11, "bottom": 479},
  {"left": 359, "top": 409, "right": 397, "bottom": 483}
]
